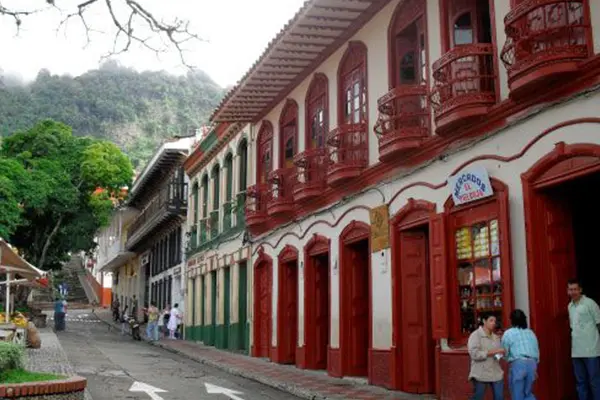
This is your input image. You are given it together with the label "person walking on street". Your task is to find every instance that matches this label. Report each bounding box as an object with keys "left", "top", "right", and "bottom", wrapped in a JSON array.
[
  {"left": 53, "top": 297, "right": 67, "bottom": 332},
  {"left": 121, "top": 305, "right": 129, "bottom": 335},
  {"left": 568, "top": 279, "right": 600, "bottom": 400},
  {"left": 467, "top": 313, "right": 505, "bottom": 400},
  {"left": 112, "top": 298, "right": 121, "bottom": 322},
  {"left": 146, "top": 303, "right": 159, "bottom": 341},
  {"left": 161, "top": 305, "right": 171, "bottom": 338},
  {"left": 502, "top": 309, "right": 539, "bottom": 400},
  {"left": 167, "top": 303, "right": 181, "bottom": 339}
]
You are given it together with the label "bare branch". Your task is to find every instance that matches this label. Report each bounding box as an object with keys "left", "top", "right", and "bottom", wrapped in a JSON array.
[{"left": 0, "top": 0, "right": 205, "bottom": 67}]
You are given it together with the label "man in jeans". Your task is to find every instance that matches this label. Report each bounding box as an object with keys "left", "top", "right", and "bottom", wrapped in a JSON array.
[
  {"left": 568, "top": 279, "right": 600, "bottom": 400},
  {"left": 146, "top": 303, "right": 159, "bottom": 341}
]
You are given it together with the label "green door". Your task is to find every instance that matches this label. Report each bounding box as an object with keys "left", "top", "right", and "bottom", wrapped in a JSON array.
[
  {"left": 224, "top": 266, "right": 231, "bottom": 349},
  {"left": 210, "top": 270, "right": 217, "bottom": 346},
  {"left": 200, "top": 275, "right": 205, "bottom": 342},
  {"left": 191, "top": 278, "right": 196, "bottom": 341},
  {"left": 239, "top": 262, "right": 248, "bottom": 352}
]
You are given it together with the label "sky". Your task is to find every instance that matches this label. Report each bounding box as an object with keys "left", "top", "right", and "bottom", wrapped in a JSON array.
[{"left": 0, "top": 0, "right": 306, "bottom": 88}]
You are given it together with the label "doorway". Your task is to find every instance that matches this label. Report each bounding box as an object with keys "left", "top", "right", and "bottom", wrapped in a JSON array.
[
  {"left": 238, "top": 262, "right": 248, "bottom": 352},
  {"left": 524, "top": 144, "right": 600, "bottom": 400},
  {"left": 278, "top": 258, "right": 298, "bottom": 364},
  {"left": 223, "top": 266, "right": 231, "bottom": 349},
  {"left": 397, "top": 228, "right": 435, "bottom": 393},
  {"left": 340, "top": 231, "right": 370, "bottom": 377},
  {"left": 210, "top": 270, "right": 217, "bottom": 346},
  {"left": 305, "top": 252, "right": 330, "bottom": 370},
  {"left": 253, "top": 259, "right": 272, "bottom": 358}
]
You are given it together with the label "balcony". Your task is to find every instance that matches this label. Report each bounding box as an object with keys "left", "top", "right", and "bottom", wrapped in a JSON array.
[
  {"left": 245, "top": 184, "right": 268, "bottom": 229},
  {"left": 126, "top": 182, "right": 188, "bottom": 249},
  {"left": 500, "top": 0, "right": 590, "bottom": 97},
  {"left": 431, "top": 44, "right": 496, "bottom": 134},
  {"left": 327, "top": 123, "right": 368, "bottom": 187},
  {"left": 267, "top": 168, "right": 296, "bottom": 216},
  {"left": 293, "top": 148, "right": 328, "bottom": 203},
  {"left": 210, "top": 210, "right": 220, "bottom": 239},
  {"left": 374, "top": 85, "right": 430, "bottom": 162}
]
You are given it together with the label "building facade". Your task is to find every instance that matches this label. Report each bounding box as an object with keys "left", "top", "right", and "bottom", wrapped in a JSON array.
[
  {"left": 204, "top": 0, "right": 600, "bottom": 398},
  {"left": 184, "top": 124, "right": 251, "bottom": 352},
  {"left": 124, "top": 137, "right": 193, "bottom": 318}
]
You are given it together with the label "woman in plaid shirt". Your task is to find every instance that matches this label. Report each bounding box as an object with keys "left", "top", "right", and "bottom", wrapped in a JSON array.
[{"left": 501, "top": 309, "right": 540, "bottom": 400}]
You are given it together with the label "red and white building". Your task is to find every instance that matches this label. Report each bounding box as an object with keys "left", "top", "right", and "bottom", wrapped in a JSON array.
[{"left": 207, "top": 0, "right": 600, "bottom": 398}]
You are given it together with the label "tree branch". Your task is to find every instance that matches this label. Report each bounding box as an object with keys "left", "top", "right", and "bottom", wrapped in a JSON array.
[
  {"left": 37, "top": 213, "right": 64, "bottom": 269},
  {"left": 0, "top": 0, "right": 204, "bottom": 67}
]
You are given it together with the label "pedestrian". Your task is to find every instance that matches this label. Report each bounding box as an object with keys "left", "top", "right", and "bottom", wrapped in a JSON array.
[
  {"left": 146, "top": 303, "right": 159, "bottom": 341},
  {"left": 121, "top": 305, "right": 129, "bottom": 335},
  {"left": 167, "top": 303, "right": 181, "bottom": 339},
  {"left": 501, "top": 309, "right": 539, "bottom": 400},
  {"left": 467, "top": 312, "right": 505, "bottom": 400},
  {"left": 112, "top": 297, "right": 121, "bottom": 322},
  {"left": 53, "top": 296, "right": 67, "bottom": 332},
  {"left": 161, "top": 305, "right": 171, "bottom": 338},
  {"left": 568, "top": 278, "right": 600, "bottom": 400}
]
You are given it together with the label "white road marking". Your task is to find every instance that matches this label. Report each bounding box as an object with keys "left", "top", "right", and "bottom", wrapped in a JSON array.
[
  {"left": 205, "top": 383, "right": 245, "bottom": 400},
  {"left": 129, "top": 381, "right": 167, "bottom": 400}
]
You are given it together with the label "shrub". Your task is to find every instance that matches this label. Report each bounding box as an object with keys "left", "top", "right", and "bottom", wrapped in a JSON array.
[{"left": 0, "top": 342, "right": 25, "bottom": 371}]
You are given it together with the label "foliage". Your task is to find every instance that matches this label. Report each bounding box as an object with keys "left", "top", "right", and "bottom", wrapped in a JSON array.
[
  {"left": 0, "top": 342, "right": 24, "bottom": 372},
  {"left": 0, "top": 62, "right": 223, "bottom": 168},
  {"left": 0, "top": 120, "right": 134, "bottom": 270},
  {"left": 0, "top": 369, "right": 63, "bottom": 384}
]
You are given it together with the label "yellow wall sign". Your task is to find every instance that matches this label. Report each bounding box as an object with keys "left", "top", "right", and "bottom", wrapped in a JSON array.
[{"left": 370, "top": 205, "right": 390, "bottom": 252}]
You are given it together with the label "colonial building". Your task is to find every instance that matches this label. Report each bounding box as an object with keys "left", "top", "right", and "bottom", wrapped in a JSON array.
[
  {"left": 183, "top": 124, "right": 251, "bottom": 352},
  {"left": 207, "top": 0, "right": 600, "bottom": 398},
  {"left": 124, "top": 137, "right": 193, "bottom": 318},
  {"left": 94, "top": 207, "right": 138, "bottom": 308}
]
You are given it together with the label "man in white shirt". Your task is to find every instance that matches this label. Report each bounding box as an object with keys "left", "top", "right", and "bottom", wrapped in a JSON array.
[{"left": 568, "top": 279, "right": 600, "bottom": 400}]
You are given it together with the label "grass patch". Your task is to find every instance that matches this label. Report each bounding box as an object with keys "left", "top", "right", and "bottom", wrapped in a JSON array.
[{"left": 0, "top": 369, "right": 64, "bottom": 384}]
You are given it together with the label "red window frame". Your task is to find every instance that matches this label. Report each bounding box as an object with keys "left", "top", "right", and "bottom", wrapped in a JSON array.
[
  {"left": 444, "top": 178, "right": 513, "bottom": 345},
  {"left": 257, "top": 121, "right": 273, "bottom": 184},
  {"left": 279, "top": 100, "right": 298, "bottom": 169},
  {"left": 305, "top": 74, "right": 329, "bottom": 150},
  {"left": 337, "top": 41, "right": 368, "bottom": 126}
]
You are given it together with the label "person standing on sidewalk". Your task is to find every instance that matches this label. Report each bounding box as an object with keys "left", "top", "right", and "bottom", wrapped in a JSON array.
[
  {"left": 121, "top": 305, "right": 129, "bottom": 335},
  {"left": 467, "top": 313, "right": 505, "bottom": 400},
  {"left": 568, "top": 279, "right": 600, "bottom": 400},
  {"left": 146, "top": 303, "right": 159, "bottom": 341},
  {"left": 167, "top": 303, "right": 181, "bottom": 339},
  {"left": 53, "top": 297, "right": 66, "bottom": 332},
  {"left": 501, "top": 309, "right": 539, "bottom": 400}
]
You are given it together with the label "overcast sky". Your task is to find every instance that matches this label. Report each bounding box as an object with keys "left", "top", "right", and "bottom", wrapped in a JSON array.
[{"left": 0, "top": 0, "right": 305, "bottom": 87}]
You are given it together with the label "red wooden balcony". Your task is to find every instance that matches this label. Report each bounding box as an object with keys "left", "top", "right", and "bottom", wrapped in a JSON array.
[
  {"left": 293, "top": 148, "right": 328, "bottom": 203},
  {"left": 500, "top": 0, "right": 590, "bottom": 97},
  {"left": 327, "top": 123, "right": 368, "bottom": 187},
  {"left": 266, "top": 168, "right": 296, "bottom": 216},
  {"left": 245, "top": 183, "right": 268, "bottom": 228},
  {"left": 374, "top": 85, "right": 430, "bottom": 162},
  {"left": 430, "top": 44, "right": 496, "bottom": 134}
]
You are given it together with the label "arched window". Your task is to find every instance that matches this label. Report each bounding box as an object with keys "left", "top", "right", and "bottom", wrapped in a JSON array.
[
  {"left": 211, "top": 164, "right": 220, "bottom": 211},
  {"left": 224, "top": 153, "right": 233, "bottom": 202},
  {"left": 305, "top": 74, "right": 328, "bottom": 150},
  {"left": 201, "top": 174, "right": 209, "bottom": 219},
  {"left": 279, "top": 100, "right": 298, "bottom": 169},
  {"left": 257, "top": 122, "right": 273, "bottom": 184},
  {"left": 238, "top": 139, "right": 248, "bottom": 192},
  {"left": 192, "top": 181, "right": 199, "bottom": 224},
  {"left": 338, "top": 42, "right": 368, "bottom": 125}
]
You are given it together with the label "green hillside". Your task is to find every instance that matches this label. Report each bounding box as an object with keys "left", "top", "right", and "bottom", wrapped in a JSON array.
[{"left": 0, "top": 61, "right": 224, "bottom": 168}]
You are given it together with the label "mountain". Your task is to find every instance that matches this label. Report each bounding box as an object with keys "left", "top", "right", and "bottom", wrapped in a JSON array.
[{"left": 0, "top": 62, "right": 224, "bottom": 168}]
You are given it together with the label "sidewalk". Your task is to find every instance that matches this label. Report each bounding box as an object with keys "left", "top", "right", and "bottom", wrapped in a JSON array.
[{"left": 94, "top": 310, "right": 434, "bottom": 400}]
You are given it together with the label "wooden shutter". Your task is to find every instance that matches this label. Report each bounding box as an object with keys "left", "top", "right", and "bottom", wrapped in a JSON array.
[{"left": 429, "top": 213, "right": 449, "bottom": 339}]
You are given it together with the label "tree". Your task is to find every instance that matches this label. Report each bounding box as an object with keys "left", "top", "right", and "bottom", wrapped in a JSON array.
[
  {"left": 0, "top": 0, "right": 202, "bottom": 66},
  {"left": 0, "top": 119, "right": 133, "bottom": 269}
]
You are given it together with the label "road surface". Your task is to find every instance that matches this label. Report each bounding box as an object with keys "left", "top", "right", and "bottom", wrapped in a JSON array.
[{"left": 56, "top": 309, "right": 301, "bottom": 400}]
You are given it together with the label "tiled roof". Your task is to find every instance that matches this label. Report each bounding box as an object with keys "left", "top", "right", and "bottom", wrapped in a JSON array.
[{"left": 210, "top": 0, "right": 390, "bottom": 123}]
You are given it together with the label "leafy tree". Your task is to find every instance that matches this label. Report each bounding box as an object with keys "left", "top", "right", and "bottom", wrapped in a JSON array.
[{"left": 0, "top": 119, "right": 133, "bottom": 269}]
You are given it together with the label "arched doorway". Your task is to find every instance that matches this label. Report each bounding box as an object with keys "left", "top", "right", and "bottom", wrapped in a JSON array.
[
  {"left": 303, "top": 234, "right": 331, "bottom": 370},
  {"left": 252, "top": 249, "right": 272, "bottom": 359},
  {"left": 390, "top": 199, "right": 436, "bottom": 394},
  {"left": 339, "top": 221, "right": 371, "bottom": 378},
  {"left": 523, "top": 142, "right": 600, "bottom": 400},
  {"left": 276, "top": 245, "right": 299, "bottom": 365}
]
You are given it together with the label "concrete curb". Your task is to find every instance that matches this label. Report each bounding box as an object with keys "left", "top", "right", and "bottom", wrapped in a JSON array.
[{"left": 93, "top": 312, "right": 324, "bottom": 400}]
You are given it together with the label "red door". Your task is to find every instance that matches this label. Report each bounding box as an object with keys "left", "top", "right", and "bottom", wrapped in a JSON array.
[
  {"left": 348, "top": 243, "right": 369, "bottom": 376},
  {"left": 314, "top": 255, "right": 330, "bottom": 369},
  {"left": 282, "top": 261, "right": 298, "bottom": 363},
  {"left": 399, "top": 231, "right": 434, "bottom": 393},
  {"left": 254, "top": 262, "right": 271, "bottom": 358},
  {"left": 536, "top": 192, "right": 577, "bottom": 400}
]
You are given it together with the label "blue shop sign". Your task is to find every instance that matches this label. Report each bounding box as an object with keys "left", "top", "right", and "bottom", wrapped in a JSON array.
[{"left": 449, "top": 166, "right": 494, "bottom": 206}]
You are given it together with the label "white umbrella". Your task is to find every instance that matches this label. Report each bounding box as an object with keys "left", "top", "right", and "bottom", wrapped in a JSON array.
[{"left": 0, "top": 238, "right": 46, "bottom": 315}]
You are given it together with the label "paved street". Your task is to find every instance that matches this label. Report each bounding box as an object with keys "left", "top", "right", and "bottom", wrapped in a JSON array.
[{"left": 55, "top": 310, "right": 301, "bottom": 400}]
